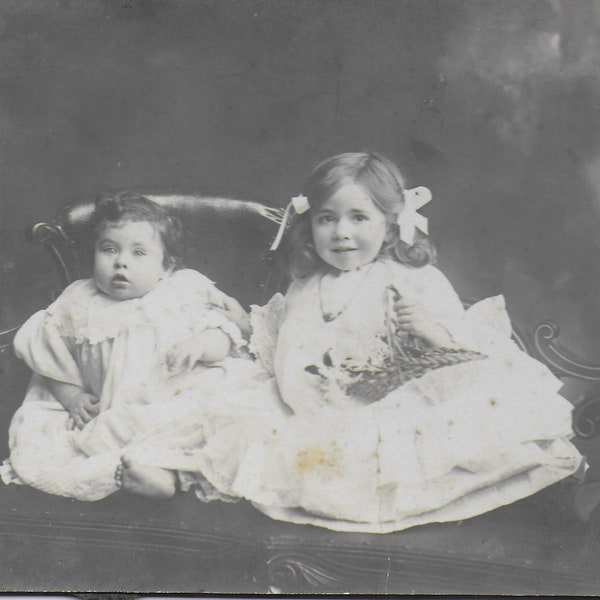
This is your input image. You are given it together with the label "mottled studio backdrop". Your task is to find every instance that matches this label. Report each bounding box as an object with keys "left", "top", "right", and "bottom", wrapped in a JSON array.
[{"left": 1, "top": 0, "right": 600, "bottom": 397}]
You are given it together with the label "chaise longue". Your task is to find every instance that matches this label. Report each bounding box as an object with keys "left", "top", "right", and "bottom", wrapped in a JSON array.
[{"left": 1, "top": 193, "right": 600, "bottom": 594}]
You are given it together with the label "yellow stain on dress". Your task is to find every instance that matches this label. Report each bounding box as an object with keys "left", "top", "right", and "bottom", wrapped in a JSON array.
[{"left": 296, "top": 441, "right": 343, "bottom": 479}]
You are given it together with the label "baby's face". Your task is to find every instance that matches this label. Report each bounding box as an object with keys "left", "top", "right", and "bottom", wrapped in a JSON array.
[{"left": 94, "top": 220, "right": 171, "bottom": 300}]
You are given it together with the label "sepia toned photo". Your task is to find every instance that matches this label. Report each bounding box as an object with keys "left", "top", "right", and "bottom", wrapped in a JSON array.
[{"left": 1, "top": 0, "right": 600, "bottom": 595}]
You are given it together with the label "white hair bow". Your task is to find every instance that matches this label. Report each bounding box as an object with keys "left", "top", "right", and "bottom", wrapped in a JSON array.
[
  {"left": 270, "top": 195, "right": 310, "bottom": 251},
  {"left": 397, "top": 186, "right": 432, "bottom": 246}
]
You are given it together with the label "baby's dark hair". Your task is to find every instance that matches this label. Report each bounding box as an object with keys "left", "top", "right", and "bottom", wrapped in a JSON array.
[
  {"left": 92, "top": 191, "right": 185, "bottom": 270},
  {"left": 287, "top": 152, "right": 436, "bottom": 279}
]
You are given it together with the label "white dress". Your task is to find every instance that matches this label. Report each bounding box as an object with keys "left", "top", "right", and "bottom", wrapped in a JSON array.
[
  {"left": 184, "top": 259, "right": 583, "bottom": 533},
  {"left": 0, "top": 269, "right": 272, "bottom": 501}
]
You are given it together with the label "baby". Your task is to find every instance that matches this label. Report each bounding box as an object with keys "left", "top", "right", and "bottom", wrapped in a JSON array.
[{"left": 1, "top": 192, "right": 251, "bottom": 500}]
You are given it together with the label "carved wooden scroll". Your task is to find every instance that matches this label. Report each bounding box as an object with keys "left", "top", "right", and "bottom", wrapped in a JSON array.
[
  {"left": 27, "top": 221, "right": 86, "bottom": 294},
  {"left": 533, "top": 322, "right": 600, "bottom": 439}
]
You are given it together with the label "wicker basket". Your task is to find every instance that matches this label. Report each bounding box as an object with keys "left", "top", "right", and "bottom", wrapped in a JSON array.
[
  {"left": 344, "top": 341, "right": 487, "bottom": 402},
  {"left": 342, "top": 285, "right": 488, "bottom": 402}
]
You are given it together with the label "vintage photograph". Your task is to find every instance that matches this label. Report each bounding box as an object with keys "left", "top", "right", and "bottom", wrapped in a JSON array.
[{"left": 1, "top": 0, "right": 600, "bottom": 594}]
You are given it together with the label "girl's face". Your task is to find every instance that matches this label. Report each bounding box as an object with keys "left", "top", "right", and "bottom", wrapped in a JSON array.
[
  {"left": 311, "top": 181, "right": 388, "bottom": 271},
  {"left": 94, "top": 220, "right": 172, "bottom": 300}
]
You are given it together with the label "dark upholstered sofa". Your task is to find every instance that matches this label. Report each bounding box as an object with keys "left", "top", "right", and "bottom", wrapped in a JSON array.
[{"left": 1, "top": 194, "right": 600, "bottom": 594}]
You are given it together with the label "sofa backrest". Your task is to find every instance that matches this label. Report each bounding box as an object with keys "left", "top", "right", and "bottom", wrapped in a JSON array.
[{"left": 29, "top": 193, "right": 287, "bottom": 308}]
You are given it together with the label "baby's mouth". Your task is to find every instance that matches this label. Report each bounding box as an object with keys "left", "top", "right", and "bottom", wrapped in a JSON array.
[{"left": 112, "top": 274, "right": 129, "bottom": 283}]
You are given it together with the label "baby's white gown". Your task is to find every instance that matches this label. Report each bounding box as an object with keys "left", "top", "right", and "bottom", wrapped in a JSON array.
[
  {"left": 179, "top": 259, "right": 583, "bottom": 533},
  {"left": 0, "top": 269, "right": 274, "bottom": 501}
]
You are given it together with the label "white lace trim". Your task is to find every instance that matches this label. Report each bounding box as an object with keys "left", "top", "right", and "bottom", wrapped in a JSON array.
[
  {"left": 42, "top": 270, "right": 245, "bottom": 348},
  {"left": 248, "top": 293, "right": 286, "bottom": 376},
  {"left": 178, "top": 471, "right": 239, "bottom": 503}
]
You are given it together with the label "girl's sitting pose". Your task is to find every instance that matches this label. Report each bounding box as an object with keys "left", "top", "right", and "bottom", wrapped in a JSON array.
[
  {"left": 0, "top": 192, "right": 269, "bottom": 501},
  {"left": 165, "top": 151, "right": 583, "bottom": 532}
]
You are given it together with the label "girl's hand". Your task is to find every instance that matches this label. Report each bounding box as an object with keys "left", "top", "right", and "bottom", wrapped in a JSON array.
[
  {"left": 68, "top": 392, "right": 100, "bottom": 430},
  {"left": 391, "top": 293, "right": 453, "bottom": 348}
]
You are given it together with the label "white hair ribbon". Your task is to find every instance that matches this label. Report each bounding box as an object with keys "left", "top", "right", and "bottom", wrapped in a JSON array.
[
  {"left": 270, "top": 195, "right": 310, "bottom": 251},
  {"left": 397, "top": 186, "right": 432, "bottom": 246}
]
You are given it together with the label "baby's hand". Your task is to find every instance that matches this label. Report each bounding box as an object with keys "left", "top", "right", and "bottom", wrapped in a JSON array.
[
  {"left": 207, "top": 289, "right": 250, "bottom": 336},
  {"left": 68, "top": 392, "right": 100, "bottom": 430},
  {"left": 166, "top": 337, "right": 207, "bottom": 375}
]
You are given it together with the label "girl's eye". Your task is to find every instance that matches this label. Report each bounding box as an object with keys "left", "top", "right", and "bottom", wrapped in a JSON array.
[
  {"left": 354, "top": 214, "right": 368, "bottom": 222},
  {"left": 318, "top": 215, "right": 335, "bottom": 224},
  {"left": 133, "top": 250, "right": 146, "bottom": 256},
  {"left": 102, "top": 247, "right": 116, "bottom": 254}
]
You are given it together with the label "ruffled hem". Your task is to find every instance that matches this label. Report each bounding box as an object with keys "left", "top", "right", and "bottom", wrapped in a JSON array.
[
  {"left": 193, "top": 398, "right": 582, "bottom": 527},
  {"left": 0, "top": 460, "right": 23, "bottom": 486},
  {"left": 178, "top": 470, "right": 239, "bottom": 503},
  {"left": 251, "top": 456, "right": 581, "bottom": 533}
]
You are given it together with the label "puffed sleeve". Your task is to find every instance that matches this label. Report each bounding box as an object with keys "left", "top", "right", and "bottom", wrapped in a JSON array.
[
  {"left": 404, "top": 265, "right": 517, "bottom": 353},
  {"left": 14, "top": 309, "right": 83, "bottom": 388},
  {"left": 393, "top": 265, "right": 467, "bottom": 348},
  {"left": 190, "top": 307, "right": 247, "bottom": 355},
  {"left": 455, "top": 295, "right": 520, "bottom": 355},
  {"left": 410, "top": 265, "right": 466, "bottom": 325},
  {"left": 248, "top": 292, "right": 286, "bottom": 376},
  {"left": 156, "top": 269, "right": 247, "bottom": 354}
]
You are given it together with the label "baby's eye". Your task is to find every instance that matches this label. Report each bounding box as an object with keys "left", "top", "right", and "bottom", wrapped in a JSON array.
[
  {"left": 133, "top": 249, "right": 146, "bottom": 256},
  {"left": 101, "top": 247, "right": 116, "bottom": 255}
]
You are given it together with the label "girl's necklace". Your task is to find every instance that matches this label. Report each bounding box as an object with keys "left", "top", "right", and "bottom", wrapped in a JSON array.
[{"left": 318, "top": 263, "right": 374, "bottom": 323}]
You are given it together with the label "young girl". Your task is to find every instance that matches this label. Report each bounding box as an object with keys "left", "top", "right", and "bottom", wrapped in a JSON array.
[
  {"left": 0, "top": 192, "right": 270, "bottom": 501},
  {"left": 140, "top": 151, "right": 583, "bottom": 533}
]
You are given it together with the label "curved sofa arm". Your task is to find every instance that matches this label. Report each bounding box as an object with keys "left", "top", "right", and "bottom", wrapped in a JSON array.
[
  {"left": 534, "top": 322, "right": 600, "bottom": 381},
  {"left": 573, "top": 395, "right": 600, "bottom": 439},
  {"left": 533, "top": 321, "right": 600, "bottom": 440},
  {"left": 27, "top": 221, "right": 83, "bottom": 290}
]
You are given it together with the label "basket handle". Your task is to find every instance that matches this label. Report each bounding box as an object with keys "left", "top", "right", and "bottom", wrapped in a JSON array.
[{"left": 384, "top": 285, "right": 422, "bottom": 357}]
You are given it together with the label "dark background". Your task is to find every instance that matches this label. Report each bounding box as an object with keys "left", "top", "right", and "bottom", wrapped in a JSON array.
[{"left": 1, "top": 0, "right": 600, "bottom": 397}]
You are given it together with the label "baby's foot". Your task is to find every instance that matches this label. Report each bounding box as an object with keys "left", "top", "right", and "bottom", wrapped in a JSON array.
[{"left": 118, "top": 454, "right": 176, "bottom": 499}]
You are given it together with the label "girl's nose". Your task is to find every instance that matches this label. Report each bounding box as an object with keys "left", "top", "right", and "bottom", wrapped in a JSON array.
[{"left": 333, "top": 221, "right": 351, "bottom": 239}]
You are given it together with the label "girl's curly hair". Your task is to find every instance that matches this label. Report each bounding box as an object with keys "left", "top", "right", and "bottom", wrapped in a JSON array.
[
  {"left": 286, "top": 152, "right": 436, "bottom": 279},
  {"left": 92, "top": 191, "right": 185, "bottom": 270}
]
